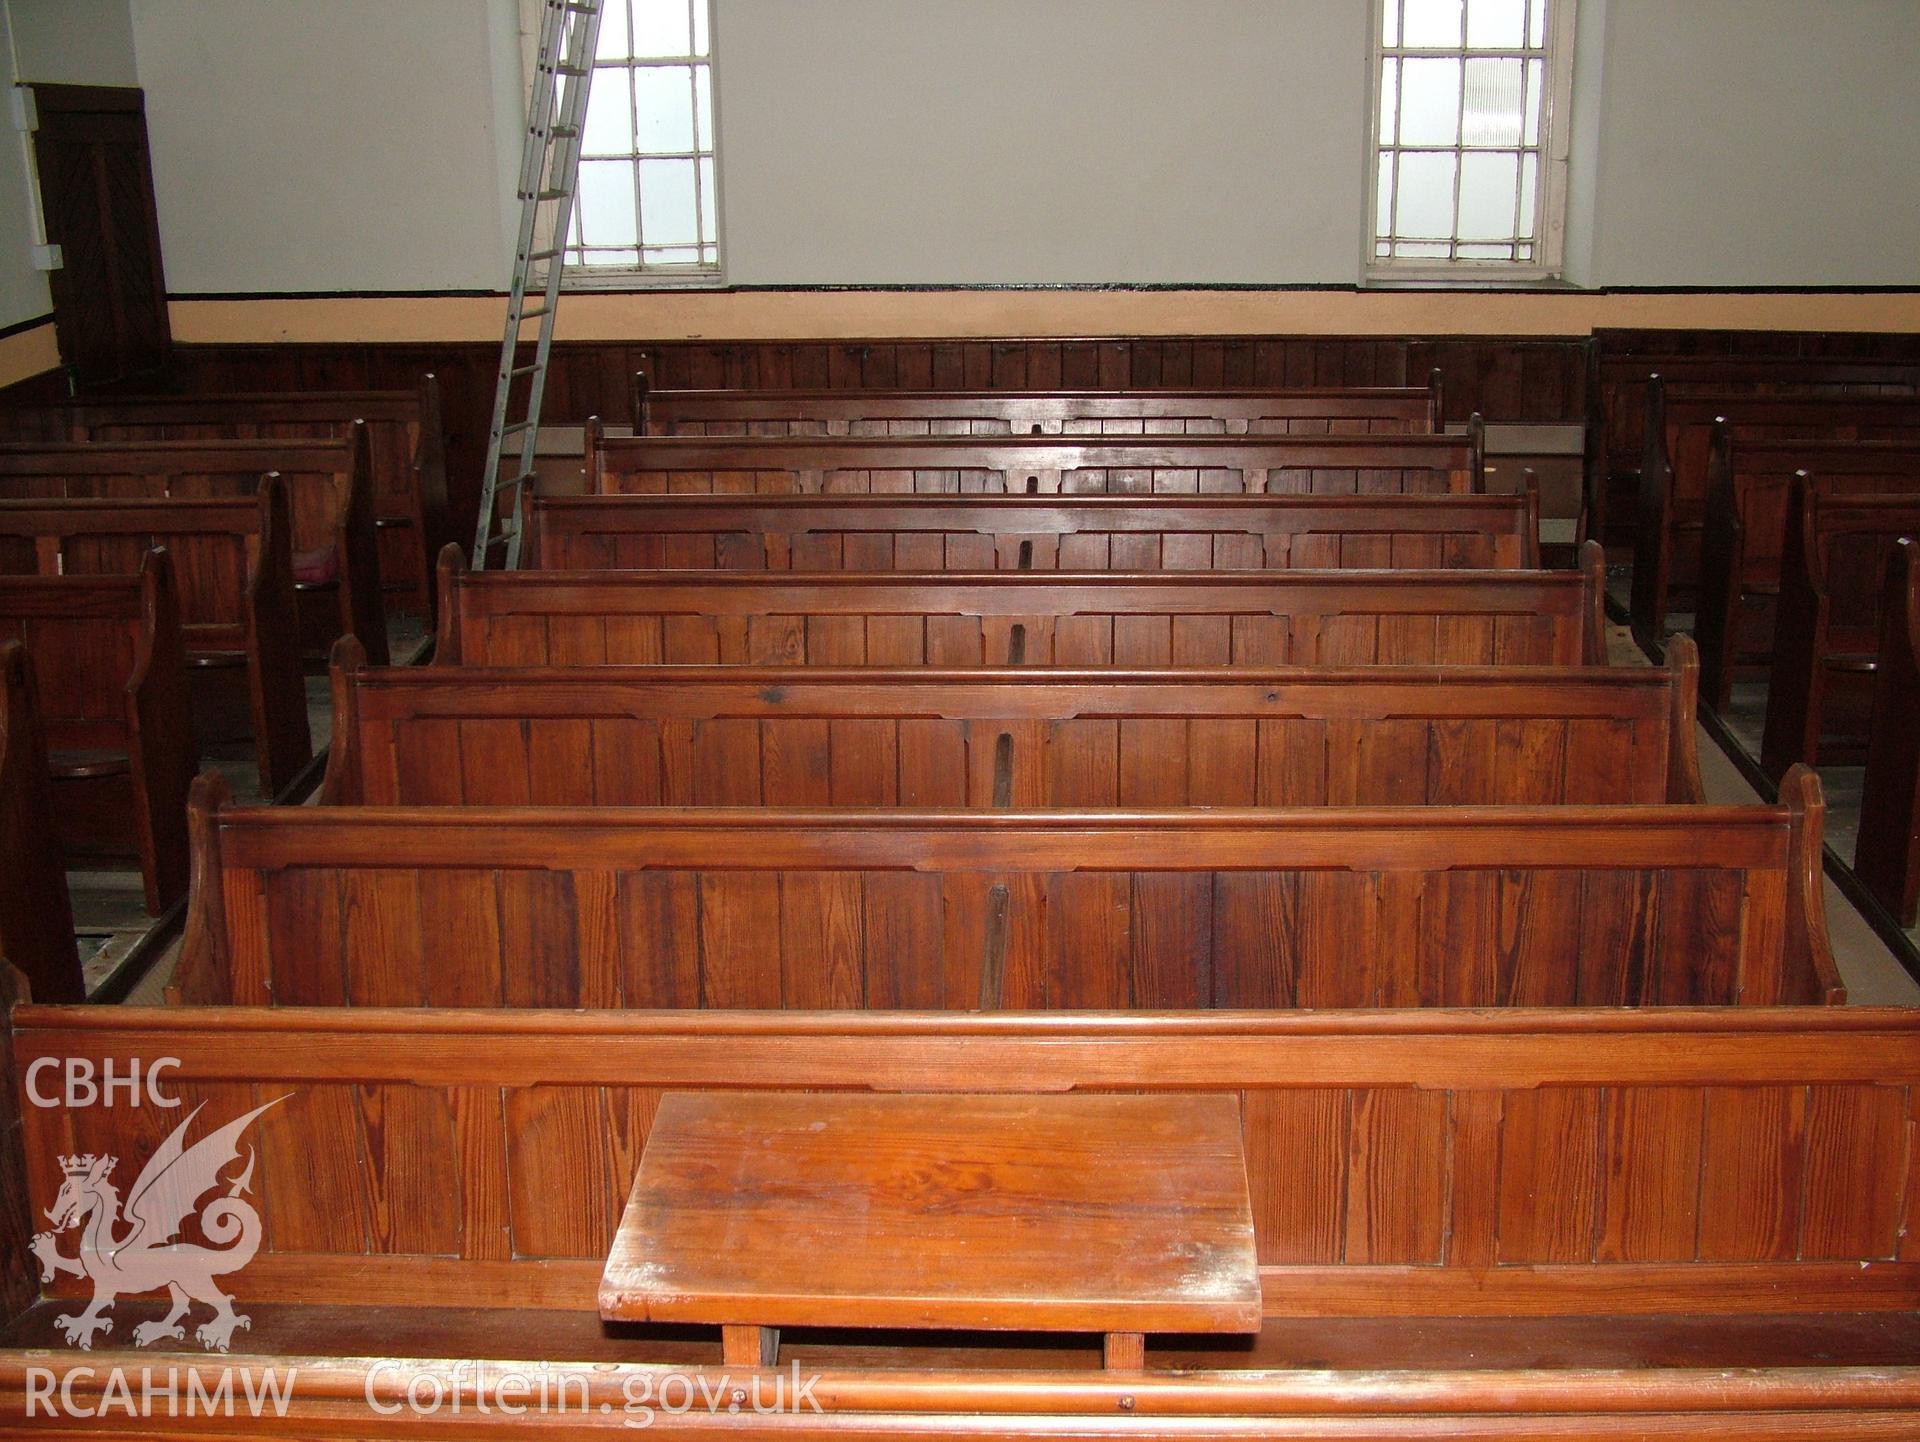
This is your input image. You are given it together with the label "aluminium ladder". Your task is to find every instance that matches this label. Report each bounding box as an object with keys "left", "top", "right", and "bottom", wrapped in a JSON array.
[{"left": 472, "top": 0, "right": 604, "bottom": 568}]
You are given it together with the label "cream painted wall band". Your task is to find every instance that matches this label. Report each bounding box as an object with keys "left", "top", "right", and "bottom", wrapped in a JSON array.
[{"left": 166, "top": 290, "right": 1920, "bottom": 346}]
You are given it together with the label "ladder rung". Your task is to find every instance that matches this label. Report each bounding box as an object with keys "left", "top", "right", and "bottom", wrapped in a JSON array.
[
  {"left": 517, "top": 306, "right": 551, "bottom": 321},
  {"left": 550, "top": 63, "right": 591, "bottom": 77},
  {"left": 499, "top": 421, "right": 536, "bottom": 437},
  {"left": 507, "top": 364, "right": 541, "bottom": 379},
  {"left": 523, "top": 189, "right": 570, "bottom": 201},
  {"left": 494, "top": 473, "right": 538, "bottom": 492}
]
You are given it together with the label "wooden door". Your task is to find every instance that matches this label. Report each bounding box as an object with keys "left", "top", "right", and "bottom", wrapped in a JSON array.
[{"left": 29, "top": 85, "right": 172, "bottom": 387}]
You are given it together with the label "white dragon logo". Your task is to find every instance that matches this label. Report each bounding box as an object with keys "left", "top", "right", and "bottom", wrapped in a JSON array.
[{"left": 30, "top": 1098, "right": 283, "bottom": 1352}]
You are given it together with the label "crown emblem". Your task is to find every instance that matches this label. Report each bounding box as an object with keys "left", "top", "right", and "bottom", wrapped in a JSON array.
[{"left": 59, "top": 1154, "right": 111, "bottom": 1177}]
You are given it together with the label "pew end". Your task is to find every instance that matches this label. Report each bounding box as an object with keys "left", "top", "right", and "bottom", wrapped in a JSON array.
[{"left": 166, "top": 770, "right": 235, "bottom": 1008}]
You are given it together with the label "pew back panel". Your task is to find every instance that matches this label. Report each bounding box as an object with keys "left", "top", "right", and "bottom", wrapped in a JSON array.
[
  {"left": 587, "top": 427, "right": 1486, "bottom": 497},
  {"left": 325, "top": 649, "right": 1703, "bottom": 810},
  {"left": 14, "top": 1003, "right": 1912, "bottom": 1323},
  {"left": 0, "top": 487, "right": 311, "bottom": 795},
  {"left": 1856, "top": 537, "right": 1920, "bottom": 926},
  {"left": 1585, "top": 349, "right": 1920, "bottom": 545},
  {"left": 1630, "top": 383, "right": 1920, "bottom": 651},
  {"left": 434, "top": 545, "right": 1607, "bottom": 670},
  {"left": 635, "top": 375, "right": 1443, "bottom": 436},
  {"left": 524, "top": 491, "right": 1540, "bottom": 573},
  {"left": 0, "top": 432, "right": 387, "bottom": 665},
  {"left": 1763, "top": 486, "right": 1920, "bottom": 779},
  {"left": 1694, "top": 432, "right": 1920, "bottom": 706},
  {"left": 0, "top": 552, "right": 194, "bottom": 912},
  {"left": 174, "top": 771, "right": 1838, "bottom": 1011},
  {"left": 0, "top": 379, "right": 449, "bottom": 615}
]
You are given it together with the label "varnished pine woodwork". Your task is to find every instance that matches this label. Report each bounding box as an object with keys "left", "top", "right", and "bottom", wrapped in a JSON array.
[
  {"left": 0, "top": 481, "right": 310, "bottom": 794},
  {"left": 524, "top": 489, "right": 1540, "bottom": 573},
  {"left": 322, "top": 642, "right": 1703, "bottom": 810},
  {"left": 0, "top": 649, "right": 81, "bottom": 1003},
  {"left": 0, "top": 377, "right": 450, "bottom": 615},
  {"left": 1629, "top": 381, "right": 1920, "bottom": 654},
  {"left": 634, "top": 373, "right": 1443, "bottom": 436},
  {"left": 1855, "top": 537, "right": 1920, "bottom": 925},
  {"left": 1762, "top": 484, "right": 1920, "bottom": 779},
  {"left": 0, "top": 550, "right": 194, "bottom": 912},
  {"left": 433, "top": 543, "right": 1608, "bottom": 670},
  {"left": 9, "top": 1003, "right": 1915, "bottom": 1327},
  {"left": 600, "top": 1092, "right": 1261, "bottom": 1350},
  {"left": 0, "top": 428, "right": 389, "bottom": 664},
  {"left": 1585, "top": 343, "right": 1920, "bottom": 546},
  {"left": 1693, "top": 430, "right": 1920, "bottom": 707},
  {"left": 585, "top": 426, "right": 1487, "bottom": 498},
  {"left": 170, "top": 765, "right": 1838, "bottom": 1011}
]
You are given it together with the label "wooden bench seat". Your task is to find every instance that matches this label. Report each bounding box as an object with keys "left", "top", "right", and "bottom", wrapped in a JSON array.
[
  {"left": 324, "top": 641, "right": 1704, "bottom": 808},
  {"left": 169, "top": 763, "right": 1838, "bottom": 1009},
  {"left": 8, "top": 990, "right": 1918, "bottom": 1435},
  {"left": 0, "top": 430, "right": 388, "bottom": 664},
  {"left": 433, "top": 543, "right": 1606, "bottom": 669},
  {"left": 0, "top": 551, "right": 195, "bottom": 913},
  {"left": 1584, "top": 347, "right": 1920, "bottom": 544},
  {"left": 1693, "top": 430, "right": 1920, "bottom": 706},
  {"left": 1630, "top": 380, "right": 1920, "bottom": 652},
  {"left": 0, "top": 377, "right": 451, "bottom": 615},
  {"left": 0, "top": 485, "right": 310, "bottom": 795},
  {"left": 1762, "top": 485, "right": 1920, "bottom": 780},
  {"left": 634, "top": 370, "right": 1443, "bottom": 435},
  {"left": 586, "top": 424, "right": 1487, "bottom": 497},
  {"left": 0, "top": 644, "right": 81, "bottom": 1003},
  {"left": 524, "top": 489, "right": 1540, "bottom": 573}
]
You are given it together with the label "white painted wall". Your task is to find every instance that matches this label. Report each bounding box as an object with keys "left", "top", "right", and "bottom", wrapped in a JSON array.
[
  {"left": 0, "top": 3, "right": 51, "bottom": 329},
  {"left": 8, "top": 0, "right": 136, "bottom": 86},
  {"left": 2, "top": 0, "right": 1912, "bottom": 304},
  {"left": 1581, "top": 0, "right": 1920, "bottom": 286},
  {"left": 126, "top": 0, "right": 524, "bottom": 293},
  {"left": 715, "top": 0, "right": 1370, "bottom": 285}
]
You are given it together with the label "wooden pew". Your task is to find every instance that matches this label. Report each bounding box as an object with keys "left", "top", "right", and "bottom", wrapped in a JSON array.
[
  {"left": 1762, "top": 484, "right": 1920, "bottom": 781},
  {"left": 0, "top": 551, "right": 194, "bottom": 913},
  {"left": 1583, "top": 347, "right": 1920, "bottom": 545},
  {"left": 0, "top": 377, "right": 451, "bottom": 616},
  {"left": 325, "top": 639, "right": 1703, "bottom": 809},
  {"left": 433, "top": 542, "right": 1607, "bottom": 669},
  {"left": 0, "top": 428, "right": 389, "bottom": 665},
  {"left": 1629, "top": 379, "right": 1920, "bottom": 653},
  {"left": 1855, "top": 537, "right": 1920, "bottom": 926},
  {"left": 634, "top": 369, "right": 1444, "bottom": 435},
  {"left": 170, "top": 763, "right": 1837, "bottom": 1009},
  {"left": 585, "top": 423, "right": 1487, "bottom": 497},
  {"left": 524, "top": 488, "right": 1541, "bottom": 573},
  {"left": 0, "top": 645, "right": 81, "bottom": 1004},
  {"left": 1693, "top": 430, "right": 1920, "bottom": 707},
  {"left": 0, "top": 483, "right": 311, "bottom": 795},
  {"left": 9, "top": 999, "right": 1920, "bottom": 1433}
]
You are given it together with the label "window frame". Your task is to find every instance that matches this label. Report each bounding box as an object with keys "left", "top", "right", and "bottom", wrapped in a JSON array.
[
  {"left": 519, "top": 0, "right": 728, "bottom": 292},
  {"left": 1362, "top": 0, "right": 1577, "bottom": 285}
]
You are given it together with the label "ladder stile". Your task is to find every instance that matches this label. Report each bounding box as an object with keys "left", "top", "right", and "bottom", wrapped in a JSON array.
[{"left": 473, "top": 0, "right": 604, "bottom": 569}]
